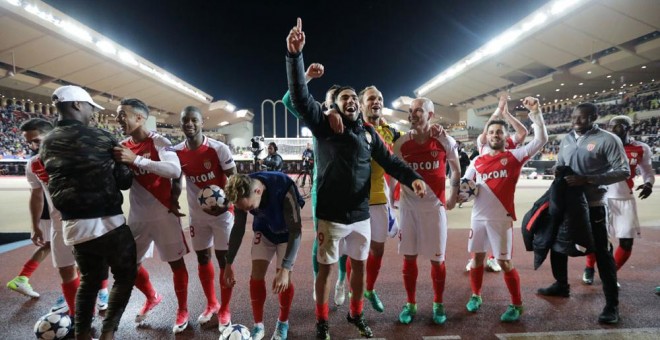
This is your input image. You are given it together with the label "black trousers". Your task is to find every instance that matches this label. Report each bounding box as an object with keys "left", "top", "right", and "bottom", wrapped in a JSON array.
[
  {"left": 73, "top": 224, "right": 137, "bottom": 335},
  {"left": 549, "top": 206, "right": 618, "bottom": 307}
]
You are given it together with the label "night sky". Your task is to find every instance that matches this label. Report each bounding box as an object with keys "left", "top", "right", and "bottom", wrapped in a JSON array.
[{"left": 43, "top": 0, "right": 548, "bottom": 131}]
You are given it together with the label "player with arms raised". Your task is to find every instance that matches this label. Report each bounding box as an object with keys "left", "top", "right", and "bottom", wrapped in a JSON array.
[
  {"left": 172, "top": 106, "right": 236, "bottom": 331},
  {"left": 459, "top": 96, "right": 547, "bottom": 322}
]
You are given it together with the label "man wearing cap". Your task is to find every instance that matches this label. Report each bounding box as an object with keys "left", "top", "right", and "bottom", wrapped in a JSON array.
[{"left": 40, "top": 85, "right": 136, "bottom": 340}]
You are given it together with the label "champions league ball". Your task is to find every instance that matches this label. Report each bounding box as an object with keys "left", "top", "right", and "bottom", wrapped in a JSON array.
[
  {"left": 458, "top": 178, "right": 478, "bottom": 202},
  {"left": 198, "top": 185, "right": 226, "bottom": 209},
  {"left": 220, "top": 324, "right": 252, "bottom": 340},
  {"left": 34, "top": 312, "right": 72, "bottom": 340}
]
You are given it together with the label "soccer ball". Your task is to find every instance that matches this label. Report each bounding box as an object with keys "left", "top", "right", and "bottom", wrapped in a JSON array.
[
  {"left": 458, "top": 178, "right": 478, "bottom": 202},
  {"left": 198, "top": 185, "right": 226, "bottom": 209},
  {"left": 34, "top": 312, "right": 72, "bottom": 340},
  {"left": 220, "top": 324, "right": 251, "bottom": 340}
]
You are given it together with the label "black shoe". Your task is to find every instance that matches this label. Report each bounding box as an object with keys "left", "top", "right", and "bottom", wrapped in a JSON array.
[
  {"left": 582, "top": 267, "right": 595, "bottom": 285},
  {"left": 316, "top": 320, "right": 330, "bottom": 339},
  {"left": 537, "top": 282, "right": 570, "bottom": 297},
  {"left": 598, "top": 305, "right": 619, "bottom": 324},
  {"left": 346, "top": 312, "right": 373, "bottom": 338}
]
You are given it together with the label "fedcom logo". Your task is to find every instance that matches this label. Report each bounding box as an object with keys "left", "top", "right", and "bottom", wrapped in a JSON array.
[
  {"left": 480, "top": 169, "right": 508, "bottom": 181},
  {"left": 410, "top": 160, "right": 440, "bottom": 171},
  {"left": 188, "top": 171, "right": 216, "bottom": 183}
]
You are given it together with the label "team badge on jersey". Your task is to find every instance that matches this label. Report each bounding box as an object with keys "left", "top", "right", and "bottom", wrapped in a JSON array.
[
  {"left": 204, "top": 159, "right": 212, "bottom": 170},
  {"left": 587, "top": 143, "right": 596, "bottom": 151},
  {"left": 431, "top": 150, "right": 438, "bottom": 158},
  {"left": 500, "top": 158, "right": 508, "bottom": 166}
]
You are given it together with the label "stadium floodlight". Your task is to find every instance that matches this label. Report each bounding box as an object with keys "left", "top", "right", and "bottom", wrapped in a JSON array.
[
  {"left": 551, "top": 0, "right": 580, "bottom": 16},
  {"left": 416, "top": 0, "right": 587, "bottom": 96},
  {"left": 225, "top": 103, "right": 236, "bottom": 113},
  {"left": 382, "top": 108, "right": 393, "bottom": 116},
  {"left": 119, "top": 51, "right": 138, "bottom": 66},
  {"left": 236, "top": 109, "right": 248, "bottom": 118},
  {"left": 392, "top": 96, "right": 414, "bottom": 109},
  {"left": 218, "top": 121, "right": 229, "bottom": 126},
  {"left": 96, "top": 40, "right": 116, "bottom": 55},
  {"left": 60, "top": 21, "right": 92, "bottom": 43},
  {"left": 301, "top": 127, "right": 312, "bottom": 137},
  {"left": 6, "top": 0, "right": 21, "bottom": 6}
]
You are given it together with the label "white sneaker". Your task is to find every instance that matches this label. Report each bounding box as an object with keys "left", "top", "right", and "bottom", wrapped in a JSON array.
[
  {"left": 6, "top": 276, "right": 39, "bottom": 298},
  {"left": 51, "top": 295, "right": 68, "bottom": 313},
  {"left": 486, "top": 258, "right": 502, "bottom": 272},
  {"left": 250, "top": 323, "right": 265, "bottom": 340},
  {"left": 218, "top": 318, "right": 232, "bottom": 333},
  {"left": 465, "top": 258, "right": 474, "bottom": 272},
  {"left": 334, "top": 280, "right": 346, "bottom": 306},
  {"left": 96, "top": 288, "right": 109, "bottom": 311}
]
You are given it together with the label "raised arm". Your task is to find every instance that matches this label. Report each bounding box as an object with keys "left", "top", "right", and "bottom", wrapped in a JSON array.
[
  {"left": 286, "top": 18, "right": 328, "bottom": 137},
  {"left": 501, "top": 97, "right": 528, "bottom": 145},
  {"left": 517, "top": 96, "right": 548, "bottom": 160}
]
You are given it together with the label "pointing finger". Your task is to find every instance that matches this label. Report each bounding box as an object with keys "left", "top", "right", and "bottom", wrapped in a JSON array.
[{"left": 297, "top": 17, "right": 302, "bottom": 31}]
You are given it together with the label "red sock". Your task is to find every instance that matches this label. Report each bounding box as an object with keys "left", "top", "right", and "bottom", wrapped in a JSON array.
[
  {"left": 469, "top": 265, "right": 484, "bottom": 296},
  {"left": 100, "top": 279, "right": 108, "bottom": 289},
  {"left": 614, "top": 247, "right": 632, "bottom": 271},
  {"left": 366, "top": 253, "right": 382, "bottom": 291},
  {"left": 349, "top": 296, "right": 363, "bottom": 318},
  {"left": 402, "top": 258, "right": 418, "bottom": 304},
  {"left": 219, "top": 267, "right": 233, "bottom": 314},
  {"left": 249, "top": 278, "right": 266, "bottom": 323},
  {"left": 172, "top": 266, "right": 188, "bottom": 311},
  {"left": 135, "top": 266, "right": 156, "bottom": 299},
  {"left": 198, "top": 262, "right": 218, "bottom": 306},
  {"left": 585, "top": 253, "right": 596, "bottom": 269},
  {"left": 431, "top": 262, "right": 446, "bottom": 303},
  {"left": 278, "top": 282, "right": 294, "bottom": 322},
  {"left": 19, "top": 259, "right": 40, "bottom": 278},
  {"left": 62, "top": 276, "right": 80, "bottom": 317},
  {"left": 315, "top": 302, "right": 329, "bottom": 321},
  {"left": 503, "top": 268, "right": 522, "bottom": 305}
]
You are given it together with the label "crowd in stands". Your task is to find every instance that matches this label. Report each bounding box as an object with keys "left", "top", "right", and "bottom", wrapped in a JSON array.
[{"left": 2, "top": 83, "right": 659, "bottom": 175}]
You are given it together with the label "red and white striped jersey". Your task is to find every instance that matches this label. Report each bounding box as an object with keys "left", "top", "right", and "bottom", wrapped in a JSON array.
[
  {"left": 465, "top": 123, "right": 547, "bottom": 221},
  {"left": 173, "top": 136, "right": 235, "bottom": 220},
  {"left": 606, "top": 140, "right": 655, "bottom": 199},
  {"left": 121, "top": 132, "right": 181, "bottom": 222},
  {"left": 393, "top": 132, "right": 458, "bottom": 211}
]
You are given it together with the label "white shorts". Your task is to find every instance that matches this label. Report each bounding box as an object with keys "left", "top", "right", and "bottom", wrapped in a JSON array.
[
  {"left": 317, "top": 219, "right": 370, "bottom": 264},
  {"left": 607, "top": 198, "right": 641, "bottom": 239},
  {"left": 468, "top": 219, "right": 513, "bottom": 260},
  {"left": 189, "top": 212, "right": 234, "bottom": 252},
  {"left": 251, "top": 232, "right": 290, "bottom": 270},
  {"left": 131, "top": 216, "right": 190, "bottom": 263},
  {"left": 369, "top": 204, "right": 388, "bottom": 243},
  {"left": 398, "top": 207, "right": 447, "bottom": 261},
  {"left": 39, "top": 219, "right": 52, "bottom": 243},
  {"left": 50, "top": 219, "right": 75, "bottom": 268}
]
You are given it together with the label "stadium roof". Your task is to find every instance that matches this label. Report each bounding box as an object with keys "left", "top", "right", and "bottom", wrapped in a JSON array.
[
  {"left": 409, "top": 0, "right": 660, "bottom": 116},
  {"left": 0, "top": 0, "right": 252, "bottom": 127}
]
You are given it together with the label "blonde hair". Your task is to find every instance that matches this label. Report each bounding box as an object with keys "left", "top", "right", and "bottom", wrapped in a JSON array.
[{"left": 224, "top": 174, "right": 253, "bottom": 203}]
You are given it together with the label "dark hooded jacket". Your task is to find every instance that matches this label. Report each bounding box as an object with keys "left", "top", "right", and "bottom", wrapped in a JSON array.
[{"left": 521, "top": 166, "right": 594, "bottom": 269}]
